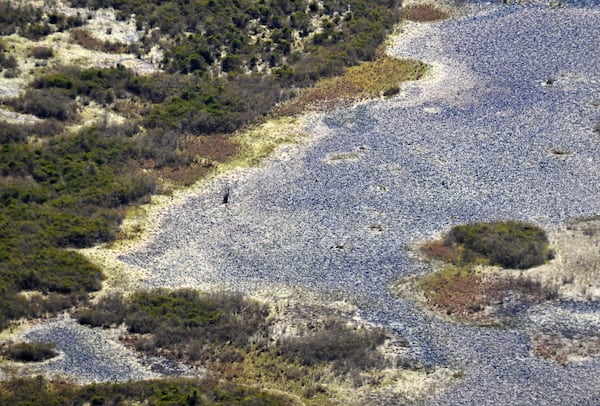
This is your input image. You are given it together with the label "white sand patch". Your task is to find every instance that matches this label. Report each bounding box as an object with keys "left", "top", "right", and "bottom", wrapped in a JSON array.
[
  {"left": 502, "top": 219, "right": 600, "bottom": 301},
  {"left": 67, "top": 101, "right": 127, "bottom": 133},
  {"left": 0, "top": 108, "right": 40, "bottom": 125}
]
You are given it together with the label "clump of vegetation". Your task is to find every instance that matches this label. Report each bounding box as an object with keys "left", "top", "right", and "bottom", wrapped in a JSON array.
[
  {"left": 278, "top": 319, "right": 386, "bottom": 373},
  {"left": 30, "top": 46, "right": 54, "bottom": 60},
  {"left": 1, "top": 341, "right": 58, "bottom": 362},
  {"left": 418, "top": 266, "right": 557, "bottom": 318},
  {"left": 0, "top": 40, "right": 18, "bottom": 74},
  {"left": 0, "top": 1, "right": 43, "bottom": 36},
  {"left": 402, "top": 4, "right": 450, "bottom": 22},
  {"left": 0, "top": 376, "right": 296, "bottom": 405},
  {"left": 78, "top": 289, "right": 269, "bottom": 360},
  {"left": 437, "top": 221, "right": 552, "bottom": 269},
  {"left": 0, "top": 0, "right": 84, "bottom": 39},
  {"left": 416, "top": 221, "right": 557, "bottom": 321}
]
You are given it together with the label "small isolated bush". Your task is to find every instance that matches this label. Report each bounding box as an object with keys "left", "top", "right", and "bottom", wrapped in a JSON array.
[
  {"left": 0, "top": 41, "right": 17, "bottom": 71},
  {"left": 2, "top": 341, "right": 58, "bottom": 362},
  {"left": 278, "top": 319, "right": 386, "bottom": 374},
  {"left": 382, "top": 85, "right": 400, "bottom": 97},
  {"left": 31, "top": 46, "right": 53, "bottom": 59},
  {"left": 76, "top": 292, "right": 126, "bottom": 328},
  {"left": 444, "top": 221, "right": 552, "bottom": 269}
]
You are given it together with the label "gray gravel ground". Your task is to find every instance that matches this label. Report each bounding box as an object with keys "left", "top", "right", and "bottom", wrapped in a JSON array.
[
  {"left": 18, "top": 314, "right": 198, "bottom": 383},
  {"left": 19, "top": 1, "right": 600, "bottom": 403},
  {"left": 122, "top": 3, "right": 600, "bottom": 403}
]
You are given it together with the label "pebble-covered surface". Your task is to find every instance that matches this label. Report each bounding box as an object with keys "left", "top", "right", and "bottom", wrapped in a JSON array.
[
  {"left": 17, "top": 1, "right": 600, "bottom": 403},
  {"left": 16, "top": 314, "right": 198, "bottom": 383}
]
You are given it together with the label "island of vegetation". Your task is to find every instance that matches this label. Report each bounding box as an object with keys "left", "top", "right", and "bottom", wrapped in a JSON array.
[{"left": 401, "top": 218, "right": 600, "bottom": 365}]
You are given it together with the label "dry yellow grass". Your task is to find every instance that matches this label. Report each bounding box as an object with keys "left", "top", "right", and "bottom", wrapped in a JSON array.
[{"left": 277, "top": 57, "right": 428, "bottom": 115}]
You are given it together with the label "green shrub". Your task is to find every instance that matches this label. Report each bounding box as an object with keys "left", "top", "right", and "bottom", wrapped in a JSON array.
[
  {"left": 2, "top": 341, "right": 58, "bottom": 362},
  {"left": 9, "top": 88, "right": 76, "bottom": 121},
  {"left": 444, "top": 221, "right": 552, "bottom": 269},
  {"left": 79, "top": 289, "right": 269, "bottom": 358}
]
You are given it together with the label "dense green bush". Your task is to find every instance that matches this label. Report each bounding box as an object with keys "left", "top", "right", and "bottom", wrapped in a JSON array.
[
  {"left": 444, "top": 221, "right": 552, "bottom": 269},
  {"left": 2, "top": 341, "right": 58, "bottom": 362},
  {"left": 0, "top": 125, "right": 160, "bottom": 331},
  {"left": 146, "top": 75, "right": 289, "bottom": 134}
]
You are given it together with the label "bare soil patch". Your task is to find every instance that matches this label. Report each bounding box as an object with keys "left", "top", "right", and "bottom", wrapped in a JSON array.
[{"left": 403, "top": 5, "right": 451, "bottom": 22}]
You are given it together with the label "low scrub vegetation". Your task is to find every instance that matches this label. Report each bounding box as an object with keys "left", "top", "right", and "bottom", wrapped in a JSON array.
[
  {"left": 1, "top": 341, "right": 58, "bottom": 362},
  {"left": 77, "top": 289, "right": 269, "bottom": 360},
  {"left": 76, "top": 288, "right": 394, "bottom": 402},
  {"left": 430, "top": 221, "right": 553, "bottom": 269},
  {"left": 70, "top": 28, "right": 128, "bottom": 53},
  {"left": 0, "top": 0, "right": 84, "bottom": 39},
  {"left": 418, "top": 266, "right": 558, "bottom": 318},
  {"left": 277, "top": 56, "right": 427, "bottom": 114},
  {"left": 0, "top": 376, "right": 296, "bottom": 405},
  {"left": 0, "top": 124, "right": 167, "bottom": 330},
  {"left": 417, "top": 221, "right": 557, "bottom": 321},
  {"left": 278, "top": 319, "right": 386, "bottom": 373}
]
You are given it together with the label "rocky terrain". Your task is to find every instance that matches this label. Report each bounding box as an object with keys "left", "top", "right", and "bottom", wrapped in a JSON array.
[{"left": 2, "top": 0, "right": 600, "bottom": 404}]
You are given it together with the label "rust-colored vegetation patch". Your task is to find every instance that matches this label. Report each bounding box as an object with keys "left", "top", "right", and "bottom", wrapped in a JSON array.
[
  {"left": 70, "top": 28, "right": 128, "bottom": 53},
  {"left": 276, "top": 57, "right": 427, "bottom": 115},
  {"left": 414, "top": 221, "right": 557, "bottom": 323},
  {"left": 533, "top": 334, "right": 600, "bottom": 365},
  {"left": 402, "top": 5, "right": 450, "bottom": 22},
  {"left": 420, "top": 240, "right": 459, "bottom": 264},
  {"left": 418, "top": 266, "right": 558, "bottom": 321},
  {"left": 418, "top": 266, "right": 485, "bottom": 316},
  {"left": 155, "top": 135, "right": 240, "bottom": 186},
  {"left": 185, "top": 135, "right": 240, "bottom": 163}
]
